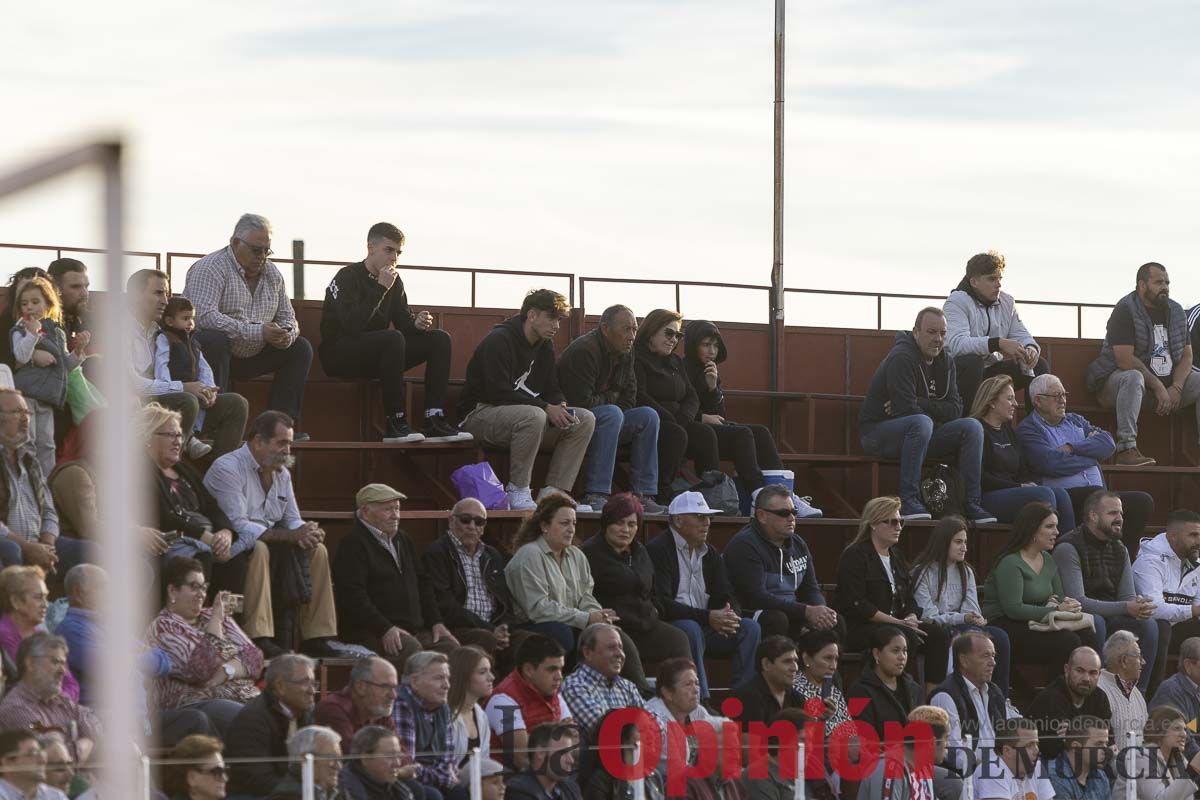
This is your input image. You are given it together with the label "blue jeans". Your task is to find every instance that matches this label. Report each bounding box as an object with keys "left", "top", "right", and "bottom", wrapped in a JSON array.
[
  {"left": 671, "top": 617, "right": 762, "bottom": 699},
  {"left": 861, "top": 416, "right": 985, "bottom": 504},
  {"left": 0, "top": 536, "right": 97, "bottom": 571},
  {"left": 981, "top": 486, "right": 1075, "bottom": 531},
  {"left": 1093, "top": 614, "right": 1160, "bottom": 694},
  {"left": 580, "top": 405, "right": 660, "bottom": 496}
]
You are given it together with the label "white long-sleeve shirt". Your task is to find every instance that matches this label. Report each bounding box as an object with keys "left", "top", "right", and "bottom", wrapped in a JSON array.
[{"left": 1132, "top": 532, "right": 1200, "bottom": 626}]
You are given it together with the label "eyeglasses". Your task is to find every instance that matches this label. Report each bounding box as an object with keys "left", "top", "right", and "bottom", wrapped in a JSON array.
[
  {"left": 881, "top": 518, "right": 904, "bottom": 529},
  {"left": 235, "top": 238, "right": 274, "bottom": 258},
  {"left": 154, "top": 431, "right": 185, "bottom": 441},
  {"left": 1038, "top": 392, "right": 1069, "bottom": 401},
  {"left": 284, "top": 677, "right": 320, "bottom": 689},
  {"left": 760, "top": 507, "right": 797, "bottom": 519},
  {"left": 182, "top": 581, "right": 210, "bottom": 592},
  {"left": 192, "top": 766, "right": 229, "bottom": 780},
  {"left": 0, "top": 410, "right": 31, "bottom": 418},
  {"left": 455, "top": 514, "right": 487, "bottom": 527},
  {"left": 661, "top": 329, "right": 682, "bottom": 341},
  {"left": 361, "top": 679, "right": 399, "bottom": 692},
  {"left": 34, "top": 655, "right": 67, "bottom": 669}
]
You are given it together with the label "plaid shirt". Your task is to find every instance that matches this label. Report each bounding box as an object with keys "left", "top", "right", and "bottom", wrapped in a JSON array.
[
  {"left": 560, "top": 663, "right": 643, "bottom": 739},
  {"left": 392, "top": 684, "right": 456, "bottom": 790},
  {"left": 0, "top": 446, "right": 57, "bottom": 541},
  {"left": 0, "top": 682, "right": 100, "bottom": 751},
  {"left": 450, "top": 532, "right": 494, "bottom": 622},
  {"left": 182, "top": 246, "right": 298, "bottom": 358}
]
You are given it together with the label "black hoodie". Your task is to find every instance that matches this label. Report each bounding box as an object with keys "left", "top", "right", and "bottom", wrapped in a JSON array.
[
  {"left": 683, "top": 319, "right": 727, "bottom": 417},
  {"left": 858, "top": 331, "right": 961, "bottom": 428},
  {"left": 318, "top": 261, "right": 418, "bottom": 364},
  {"left": 458, "top": 316, "right": 565, "bottom": 418}
]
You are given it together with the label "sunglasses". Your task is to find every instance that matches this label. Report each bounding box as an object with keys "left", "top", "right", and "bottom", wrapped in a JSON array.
[
  {"left": 661, "top": 328, "right": 682, "bottom": 341},
  {"left": 455, "top": 514, "right": 487, "bottom": 527},
  {"left": 193, "top": 766, "right": 229, "bottom": 780},
  {"left": 760, "top": 507, "right": 797, "bottom": 519}
]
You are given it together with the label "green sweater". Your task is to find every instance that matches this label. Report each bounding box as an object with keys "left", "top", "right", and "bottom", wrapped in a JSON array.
[{"left": 981, "top": 553, "right": 1062, "bottom": 622}]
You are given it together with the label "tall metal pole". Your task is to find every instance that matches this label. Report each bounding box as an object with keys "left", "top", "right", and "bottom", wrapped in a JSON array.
[{"left": 769, "top": 0, "right": 786, "bottom": 431}]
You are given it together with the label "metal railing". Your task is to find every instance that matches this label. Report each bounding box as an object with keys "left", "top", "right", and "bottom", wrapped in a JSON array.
[
  {"left": 0, "top": 242, "right": 1121, "bottom": 336},
  {"left": 164, "top": 251, "right": 576, "bottom": 307}
]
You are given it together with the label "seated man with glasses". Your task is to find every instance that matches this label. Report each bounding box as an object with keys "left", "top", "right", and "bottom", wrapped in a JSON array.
[
  {"left": 0, "top": 730, "right": 69, "bottom": 800},
  {"left": 1017, "top": 373, "right": 1155, "bottom": 551},
  {"left": 332, "top": 484, "right": 463, "bottom": 672},
  {"left": 314, "top": 657, "right": 399, "bottom": 743},
  {"left": 226, "top": 654, "right": 319, "bottom": 798},
  {"left": 0, "top": 634, "right": 99, "bottom": 765},
  {"left": 420, "top": 498, "right": 523, "bottom": 659},
  {"left": 182, "top": 213, "right": 313, "bottom": 437},
  {"left": 0, "top": 389, "right": 95, "bottom": 572},
  {"left": 724, "top": 484, "right": 844, "bottom": 644}
]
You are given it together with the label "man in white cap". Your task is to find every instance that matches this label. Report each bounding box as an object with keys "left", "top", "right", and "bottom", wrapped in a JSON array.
[
  {"left": 331, "top": 483, "right": 461, "bottom": 670},
  {"left": 722, "top": 484, "right": 842, "bottom": 642},
  {"left": 457, "top": 756, "right": 507, "bottom": 800},
  {"left": 645, "top": 491, "right": 762, "bottom": 700}
]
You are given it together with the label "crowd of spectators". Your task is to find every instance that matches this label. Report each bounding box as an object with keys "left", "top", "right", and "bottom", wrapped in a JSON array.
[{"left": 4, "top": 232, "right": 1200, "bottom": 799}]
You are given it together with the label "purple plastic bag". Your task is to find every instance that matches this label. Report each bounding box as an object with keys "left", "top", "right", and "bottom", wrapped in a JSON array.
[{"left": 450, "top": 462, "right": 510, "bottom": 510}]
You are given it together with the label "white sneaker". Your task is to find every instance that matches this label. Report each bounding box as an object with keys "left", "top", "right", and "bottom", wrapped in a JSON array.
[
  {"left": 185, "top": 437, "right": 212, "bottom": 458},
  {"left": 506, "top": 485, "right": 536, "bottom": 511},
  {"left": 793, "top": 494, "right": 823, "bottom": 519}
]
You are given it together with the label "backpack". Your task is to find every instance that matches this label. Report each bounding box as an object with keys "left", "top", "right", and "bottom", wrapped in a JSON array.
[
  {"left": 668, "top": 468, "right": 742, "bottom": 515},
  {"left": 919, "top": 462, "right": 966, "bottom": 518}
]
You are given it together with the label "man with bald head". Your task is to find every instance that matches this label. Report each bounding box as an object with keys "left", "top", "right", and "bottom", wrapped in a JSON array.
[
  {"left": 1027, "top": 646, "right": 1111, "bottom": 759},
  {"left": 422, "top": 498, "right": 520, "bottom": 656}
]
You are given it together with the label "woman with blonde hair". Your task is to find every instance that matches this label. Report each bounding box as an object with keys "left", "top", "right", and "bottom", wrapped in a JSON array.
[
  {"left": 971, "top": 374, "right": 1074, "bottom": 529},
  {"left": 835, "top": 496, "right": 948, "bottom": 687},
  {"left": 0, "top": 565, "right": 82, "bottom": 700},
  {"left": 633, "top": 308, "right": 716, "bottom": 500},
  {"left": 504, "top": 493, "right": 650, "bottom": 689}
]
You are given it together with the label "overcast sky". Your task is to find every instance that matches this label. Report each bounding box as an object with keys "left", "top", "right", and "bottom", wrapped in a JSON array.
[{"left": 2, "top": 1, "right": 1197, "bottom": 333}]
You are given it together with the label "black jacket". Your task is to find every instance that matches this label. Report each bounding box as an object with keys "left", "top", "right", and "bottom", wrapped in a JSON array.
[
  {"left": 580, "top": 534, "right": 662, "bottom": 636},
  {"left": 318, "top": 261, "right": 419, "bottom": 363},
  {"left": 730, "top": 673, "right": 806, "bottom": 725},
  {"left": 633, "top": 344, "right": 698, "bottom": 426},
  {"left": 419, "top": 531, "right": 517, "bottom": 629},
  {"left": 847, "top": 666, "right": 924, "bottom": 738},
  {"left": 338, "top": 762, "right": 415, "bottom": 800},
  {"left": 981, "top": 421, "right": 1034, "bottom": 491},
  {"left": 834, "top": 539, "right": 919, "bottom": 627},
  {"left": 1027, "top": 675, "right": 1112, "bottom": 759},
  {"left": 506, "top": 772, "right": 582, "bottom": 800},
  {"left": 723, "top": 520, "right": 825, "bottom": 624},
  {"left": 644, "top": 528, "right": 739, "bottom": 624},
  {"left": 459, "top": 317, "right": 564, "bottom": 418},
  {"left": 227, "top": 689, "right": 316, "bottom": 796},
  {"left": 330, "top": 518, "right": 441, "bottom": 637},
  {"left": 859, "top": 331, "right": 961, "bottom": 428},
  {"left": 683, "top": 320, "right": 728, "bottom": 417},
  {"left": 556, "top": 328, "right": 636, "bottom": 411},
  {"left": 151, "top": 457, "right": 234, "bottom": 540}
]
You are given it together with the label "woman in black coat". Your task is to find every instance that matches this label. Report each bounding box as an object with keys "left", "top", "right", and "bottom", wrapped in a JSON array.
[
  {"left": 633, "top": 309, "right": 719, "bottom": 500},
  {"left": 580, "top": 493, "right": 690, "bottom": 690},
  {"left": 846, "top": 625, "right": 925, "bottom": 738},
  {"left": 835, "top": 496, "right": 948, "bottom": 688}
]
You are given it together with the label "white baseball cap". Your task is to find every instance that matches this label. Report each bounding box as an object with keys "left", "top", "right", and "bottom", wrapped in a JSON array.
[{"left": 667, "top": 491, "right": 722, "bottom": 516}]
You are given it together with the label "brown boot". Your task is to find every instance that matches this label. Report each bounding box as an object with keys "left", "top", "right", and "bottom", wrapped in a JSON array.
[{"left": 1115, "top": 447, "right": 1156, "bottom": 466}]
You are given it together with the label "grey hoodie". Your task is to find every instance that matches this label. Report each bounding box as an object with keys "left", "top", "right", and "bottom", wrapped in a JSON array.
[{"left": 942, "top": 277, "right": 1038, "bottom": 363}]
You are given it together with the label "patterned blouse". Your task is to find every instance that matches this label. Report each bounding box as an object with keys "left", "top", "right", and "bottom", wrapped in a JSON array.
[
  {"left": 793, "top": 671, "right": 850, "bottom": 737},
  {"left": 145, "top": 608, "right": 263, "bottom": 710}
]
